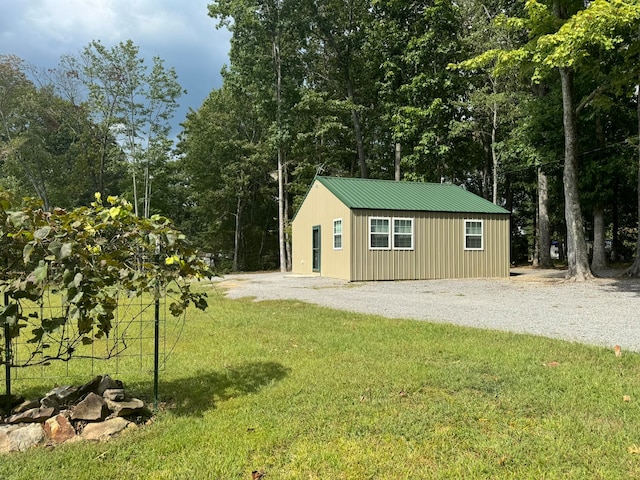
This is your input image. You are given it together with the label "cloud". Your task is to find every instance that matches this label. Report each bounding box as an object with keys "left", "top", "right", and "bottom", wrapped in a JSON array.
[{"left": 1, "top": 0, "right": 230, "bottom": 131}]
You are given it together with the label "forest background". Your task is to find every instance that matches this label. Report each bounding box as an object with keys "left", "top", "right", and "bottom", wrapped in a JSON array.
[{"left": 2, "top": 0, "right": 640, "bottom": 281}]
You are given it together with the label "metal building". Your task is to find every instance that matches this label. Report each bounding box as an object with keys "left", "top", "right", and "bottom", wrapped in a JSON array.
[{"left": 291, "top": 176, "right": 510, "bottom": 281}]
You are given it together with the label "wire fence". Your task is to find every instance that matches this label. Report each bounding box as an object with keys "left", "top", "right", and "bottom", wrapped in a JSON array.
[{"left": 1, "top": 285, "right": 187, "bottom": 404}]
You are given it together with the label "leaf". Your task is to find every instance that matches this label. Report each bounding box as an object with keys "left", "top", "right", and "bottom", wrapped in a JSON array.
[
  {"left": 81, "top": 336, "right": 94, "bottom": 346},
  {"left": 22, "top": 243, "right": 34, "bottom": 264},
  {"left": 629, "top": 445, "right": 640, "bottom": 454},
  {"left": 59, "top": 242, "right": 74, "bottom": 259},
  {"left": 34, "top": 226, "right": 52, "bottom": 241},
  {"left": 33, "top": 263, "right": 48, "bottom": 283}
]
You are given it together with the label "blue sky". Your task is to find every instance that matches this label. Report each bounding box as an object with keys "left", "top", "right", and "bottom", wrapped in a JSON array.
[{"left": 1, "top": 0, "right": 231, "bottom": 135}]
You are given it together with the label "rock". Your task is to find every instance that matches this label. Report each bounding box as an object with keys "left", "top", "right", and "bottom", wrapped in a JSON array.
[
  {"left": 96, "top": 375, "right": 123, "bottom": 396},
  {"left": 40, "top": 395, "right": 60, "bottom": 409},
  {"left": 81, "top": 417, "right": 130, "bottom": 441},
  {"left": 71, "top": 393, "right": 109, "bottom": 421},
  {"left": 77, "top": 376, "right": 103, "bottom": 398},
  {"left": 44, "top": 414, "right": 76, "bottom": 444},
  {"left": 0, "top": 424, "right": 44, "bottom": 453},
  {"left": 105, "top": 398, "right": 147, "bottom": 417},
  {"left": 44, "top": 385, "right": 80, "bottom": 405},
  {"left": 5, "top": 407, "right": 56, "bottom": 424},
  {"left": 103, "top": 388, "right": 125, "bottom": 401},
  {"left": 12, "top": 399, "right": 41, "bottom": 414}
]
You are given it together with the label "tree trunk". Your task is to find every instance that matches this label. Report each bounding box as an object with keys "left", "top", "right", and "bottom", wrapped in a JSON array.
[
  {"left": 271, "top": 4, "right": 287, "bottom": 273},
  {"left": 284, "top": 161, "right": 292, "bottom": 271},
  {"left": 346, "top": 76, "right": 368, "bottom": 178},
  {"left": 395, "top": 142, "right": 401, "bottom": 181},
  {"left": 626, "top": 80, "right": 640, "bottom": 276},
  {"left": 491, "top": 91, "right": 499, "bottom": 205},
  {"left": 591, "top": 206, "right": 607, "bottom": 272},
  {"left": 559, "top": 66, "right": 592, "bottom": 280},
  {"left": 233, "top": 196, "right": 241, "bottom": 272},
  {"left": 537, "top": 167, "right": 553, "bottom": 268}
]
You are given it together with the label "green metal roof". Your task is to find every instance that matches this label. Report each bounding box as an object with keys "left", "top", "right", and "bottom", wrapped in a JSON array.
[{"left": 316, "top": 176, "right": 510, "bottom": 214}]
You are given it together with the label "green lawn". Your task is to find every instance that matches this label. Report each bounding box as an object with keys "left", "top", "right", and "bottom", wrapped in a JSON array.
[{"left": 2, "top": 286, "right": 640, "bottom": 479}]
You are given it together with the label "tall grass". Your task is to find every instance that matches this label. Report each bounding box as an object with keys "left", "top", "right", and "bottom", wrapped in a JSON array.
[{"left": 2, "top": 287, "right": 640, "bottom": 479}]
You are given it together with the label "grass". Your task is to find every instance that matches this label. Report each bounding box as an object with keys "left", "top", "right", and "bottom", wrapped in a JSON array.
[{"left": 2, "top": 285, "right": 640, "bottom": 479}]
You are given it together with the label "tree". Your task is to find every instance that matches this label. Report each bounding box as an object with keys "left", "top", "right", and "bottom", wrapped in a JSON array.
[
  {"left": 458, "top": 0, "right": 640, "bottom": 280},
  {"left": 178, "top": 86, "right": 278, "bottom": 271},
  {"left": 65, "top": 40, "right": 183, "bottom": 217}
]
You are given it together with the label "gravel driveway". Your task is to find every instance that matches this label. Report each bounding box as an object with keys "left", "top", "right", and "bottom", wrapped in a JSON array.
[{"left": 215, "top": 268, "right": 640, "bottom": 352}]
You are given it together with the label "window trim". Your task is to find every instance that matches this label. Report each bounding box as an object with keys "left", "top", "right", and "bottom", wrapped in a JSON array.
[
  {"left": 464, "top": 219, "right": 484, "bottom": 251},
  {"left": 392, "top": 218, "right": 414, "bottom": 250},
  {"left": 333, "top": 218, "right": 343, "bottom": 250},
  {"left": 369, "top": 217, "right": 391, "bottom": 250}
]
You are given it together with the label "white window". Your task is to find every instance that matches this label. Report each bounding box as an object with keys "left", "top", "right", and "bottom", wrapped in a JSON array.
[
  {"left": 369, "top": 217, "right": 390, "bottom": 249},
  {"left": 393, "top": 218, "right": 414, "bottom": 250},
  {"left": 333, "top": 219, "right": 343, "bottom": 250},
  {"left": 464, "top": 220, "right": 483, "bottom": 250}
]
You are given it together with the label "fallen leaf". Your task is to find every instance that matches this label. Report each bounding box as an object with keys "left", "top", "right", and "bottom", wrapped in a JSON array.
[
  {"left": 544, "top": 361, "right": 560, "bottom": 368},
  {"left": 615, "top": 345, "right": 622, "bottom": 357},
  {"left": 252, "top": 470, "right": 265, "bottom": 479},
  {"left": 399, "top": 390, "right": 408, "bottom": 397},
  {"left": 629, "top": 445, "right": 640, "bottom": 455},
  {"left": 624, "top": 395, "right": 632, "bottom": 402}
]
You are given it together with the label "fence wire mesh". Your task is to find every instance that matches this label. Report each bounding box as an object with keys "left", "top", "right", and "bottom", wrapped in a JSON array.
[{"left": 1, "top": 284, "right": 187, "bottom": 395}]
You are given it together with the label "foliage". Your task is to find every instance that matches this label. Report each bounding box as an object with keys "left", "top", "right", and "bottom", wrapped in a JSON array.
[{"left": 0, "top": 191, "right": 212, "bottom": 365}]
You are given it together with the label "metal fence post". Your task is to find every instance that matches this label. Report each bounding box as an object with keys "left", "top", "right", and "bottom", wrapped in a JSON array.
[{"left": 4, "top": 292, "right": 11, "bottom": 400}]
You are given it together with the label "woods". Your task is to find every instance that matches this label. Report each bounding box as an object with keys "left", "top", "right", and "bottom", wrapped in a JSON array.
[{"left": 2, "top": 0, "right": 640, "bottom": 279}]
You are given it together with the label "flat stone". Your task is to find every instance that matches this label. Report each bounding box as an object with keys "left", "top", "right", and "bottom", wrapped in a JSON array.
[
  {"left": 5, "top": 407, "right": 56, "bottom": 424},
  {"left": 105, "top": 398, "right": 146, "bottom": 417},
  {"left": 81, "top": 417, "right": 130, "bottom": 441},
  {"left": 103, "top": 388, "right": 125, "bottom": 401},
  {"left": 0, "top": 423, "right": 44, "bottom": 453},
  {"left": 40, "top": 395, "right": 60, "bottom": 409},
  {"left": 12, "top": 399, "right": 40, "bottom": 414},
  {"left": 71, "top": 393, "right": 109, "bottom": 421},
  {"left": 44, "top": 414, "right": 76, "bottom": 444},
  {"left": 96, "top": 375, "right": 123, "bottom": 396},
  {"left": 44, "top": 385, "right": 80, "bottom": 405},
  {"left": 77, "top": 376, "right": 103, "bottom": 397}
]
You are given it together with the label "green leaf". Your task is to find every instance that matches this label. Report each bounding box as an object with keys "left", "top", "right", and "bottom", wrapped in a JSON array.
[
  {"left": 33, "top": 263, "right": 48, "bottom": 283},
  {"left": 22, "top": 243, "right": 34, "bottom": 264},
  {"left": 59, "top": 242, "right": 74, "bottom": 259},
  {"left": 34, "top": 226, "right": 52, "bottom": 241}
]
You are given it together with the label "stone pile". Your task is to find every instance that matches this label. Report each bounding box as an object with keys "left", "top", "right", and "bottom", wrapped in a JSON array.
[{"left": 0, "top": 375, "right": 151, "bottom": 453}]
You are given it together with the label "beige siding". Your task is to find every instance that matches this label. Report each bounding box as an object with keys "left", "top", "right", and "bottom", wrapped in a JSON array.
[
  {"left": 350, "top": 210, "right": 510, "bottom": 281},
  {"left": 291, "top": 181, "right": 352, "bottom": 280}
]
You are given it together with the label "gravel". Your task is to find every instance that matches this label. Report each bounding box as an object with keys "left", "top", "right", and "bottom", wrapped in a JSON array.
[{"left": 215, "top": 268, "right": 640, "bottom": 352}]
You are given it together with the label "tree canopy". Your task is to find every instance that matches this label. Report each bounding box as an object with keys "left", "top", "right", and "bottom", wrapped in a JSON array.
[{"left": 3, "top": 3, "right": 640, "bottom": 279}]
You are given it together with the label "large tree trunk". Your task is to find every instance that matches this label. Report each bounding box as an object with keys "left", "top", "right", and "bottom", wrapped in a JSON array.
[
  {"left": 233, "top": 196, "right": 241, "bottom": 272},
  {"left": 559, "top": 66, "right": 592, "bottom": 280},
  {"left": 591, "top": 206, "right": 607, "bottom": 271},
  {"left": 626, "top": 80, "right": 640, "bottom": 276},
  {"left": 537, "top": 167, "right": 553, "bottom": 268}
]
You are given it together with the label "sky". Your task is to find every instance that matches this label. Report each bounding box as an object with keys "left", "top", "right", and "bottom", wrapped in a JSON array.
[{"left": 1, "top": 0, "right": 232, "bottom": 135}]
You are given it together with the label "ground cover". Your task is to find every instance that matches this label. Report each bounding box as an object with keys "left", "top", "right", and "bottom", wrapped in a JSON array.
[{"left": 2, "top": 287, "right": 640, "bottom": 479}]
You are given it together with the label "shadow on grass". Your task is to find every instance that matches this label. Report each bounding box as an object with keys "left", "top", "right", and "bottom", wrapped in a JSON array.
[{"left": 146, "top": 361, "right": 290, "bottom": 417}]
